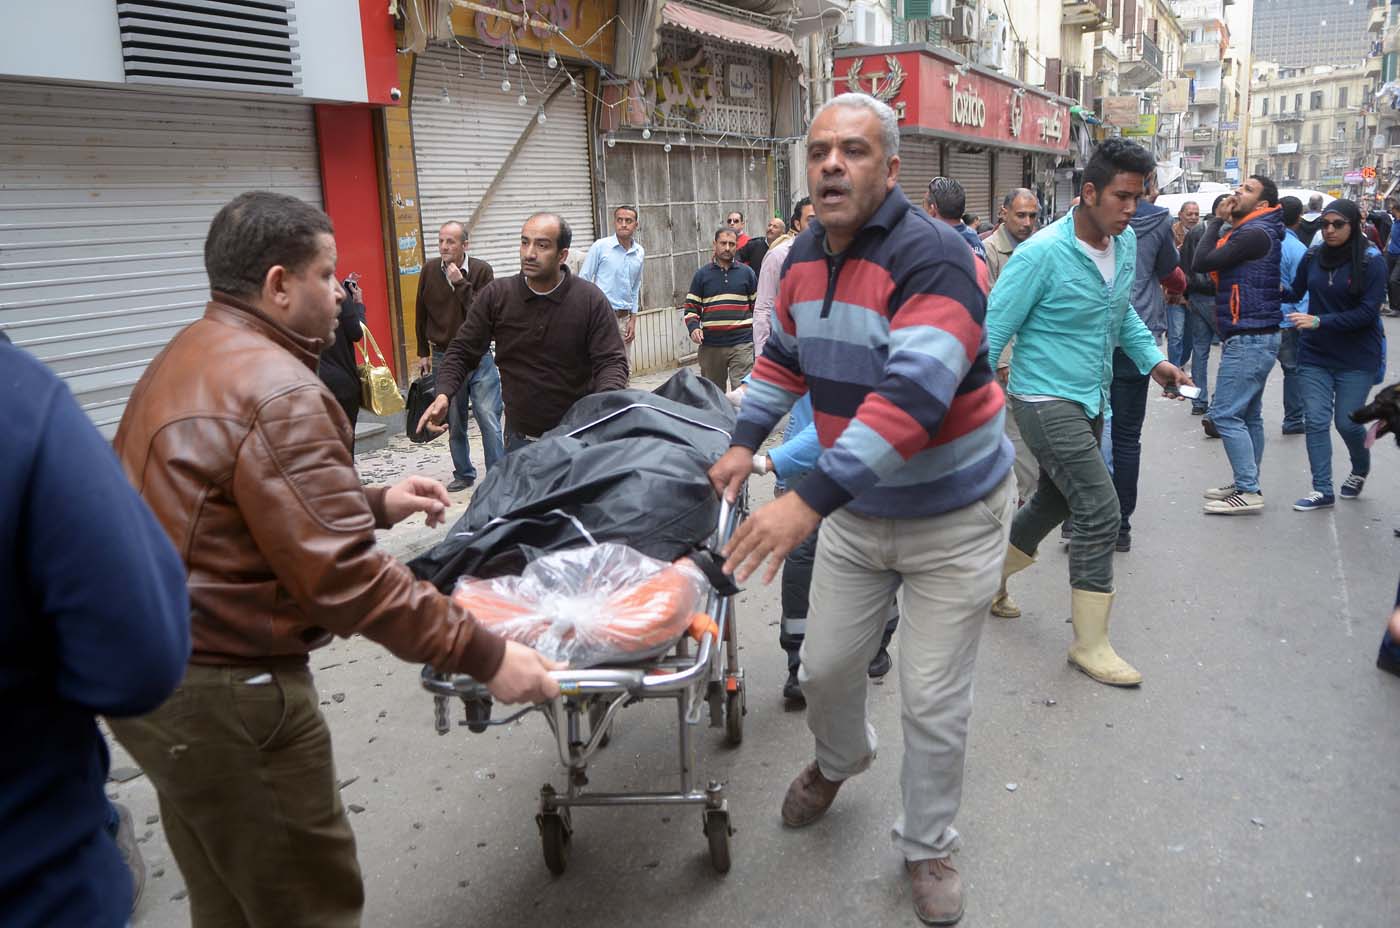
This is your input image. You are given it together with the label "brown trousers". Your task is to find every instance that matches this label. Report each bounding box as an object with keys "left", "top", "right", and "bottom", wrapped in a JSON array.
[
  {"left": 109, "top": 665, "right": 363, "bottom": 928},
  {"left": 697, "top": 342, "right": 755, "bottom": 391}
]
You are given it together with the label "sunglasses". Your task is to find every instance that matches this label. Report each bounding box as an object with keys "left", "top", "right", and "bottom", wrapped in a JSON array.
[{"left": 1320, "top": 219, "right": 1350, "bottom": 230}]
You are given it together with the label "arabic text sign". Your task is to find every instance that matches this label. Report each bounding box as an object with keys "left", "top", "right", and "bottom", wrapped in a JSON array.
[{"left": 727, "top": 63, "right": 756, "bottom": 100}]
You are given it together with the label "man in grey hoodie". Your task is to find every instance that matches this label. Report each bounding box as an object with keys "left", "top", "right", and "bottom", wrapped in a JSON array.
[{"left": 1109, "top": 168, "right": 1181, "bottom": 551}]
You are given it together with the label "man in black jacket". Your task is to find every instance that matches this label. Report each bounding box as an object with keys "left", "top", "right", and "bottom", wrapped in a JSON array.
[{"left": 1179, "top": 193, "right": 1228, "bottom": 417}]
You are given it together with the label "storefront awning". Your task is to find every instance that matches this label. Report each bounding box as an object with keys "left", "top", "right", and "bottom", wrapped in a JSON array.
[{"left": 661, "top": 1, "right": 798, "bottom": 57}]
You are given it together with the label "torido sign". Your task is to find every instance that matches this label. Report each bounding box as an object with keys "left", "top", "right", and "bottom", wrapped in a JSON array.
[{"left": 837, "top": 47, "right": 1072, "bottom": 156}]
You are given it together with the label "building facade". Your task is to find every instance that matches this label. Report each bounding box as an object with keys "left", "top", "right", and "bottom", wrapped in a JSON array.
[
  {"left": 1246, "top": 62, "right": 1377, "bottom": 193},
  {"left": 1251, "top": 0, "right": 1370, "bottom": 71}
]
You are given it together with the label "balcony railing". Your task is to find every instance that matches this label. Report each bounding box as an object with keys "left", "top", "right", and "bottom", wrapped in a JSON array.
[
  {"left": 1193, "top": 87, "right": 1220, "bottom": 106},
  {"left": 1184, "top": 43, "right": 1221, "bottom": 66},
  {"left": 1118, "top": 32, "right": 1164, "bottom": 89}
]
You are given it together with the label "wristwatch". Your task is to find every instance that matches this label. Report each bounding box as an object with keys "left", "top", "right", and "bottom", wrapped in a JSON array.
[{"left": 751, "top": 454, "right": 770, "bottom": 476}]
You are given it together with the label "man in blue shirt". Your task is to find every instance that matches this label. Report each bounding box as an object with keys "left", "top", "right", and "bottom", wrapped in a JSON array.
[
  {"left": 581, "top": 205, "right": 645, "bottom": 345},
  {"left": 1385, "top": 198, "right": 1400, "bottom": 316},
  {"left": 923, "top": 176, "right": 988, "bottom": 260},
  {"left": 1277, "top": 197, "right": 1310, "bottom": 434}
]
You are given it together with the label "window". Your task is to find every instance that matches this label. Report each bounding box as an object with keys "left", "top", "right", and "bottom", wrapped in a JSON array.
[
  {"left": 1339, "top": 86, "right": 1348, "bottom": 108},
  {"left": 1260, "top": 129, "right": 1268, "bottom": 148},
  {"left": 1308, "top": 155, "right": 1319, "bottom": 179},
  {"left": 1289, "top": 160, "right": 1299, "bottom": 179},
  {"left": 1295, "top": 93, "right": 1303, "bottom": 111},
  {"left": 1255, "top": 162, "right": 1267, "bottom": 175},
  {"left": 1337, "top": 120, "right": 1348, "bottom": 139},
  {"left": 1310, "top": 91, "right": 1324, "bottom": 110},
  {"left": 1262, "top": 97, "right": 1270, "bottom": 115},
  {"left": 1279, "top": 95, "right": 1286, "bottom": 111},
  {"left": 1312, "top": 123, "right": 1321, "bottom": 144}
]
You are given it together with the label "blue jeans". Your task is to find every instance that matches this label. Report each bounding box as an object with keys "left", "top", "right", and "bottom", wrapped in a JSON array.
[
  {"left": 1186, "top": 298, "right": 1215, "bottom": 412},
  {"left": 1166, "top": 304, "right": 1191, "bottom": 369},
  {"left": 1277, "top": 328, "right": 1306, "bottom": 431},
  {"left": 1109, "top": 349, "right": 1149, "bottom": 532},
  {"left": 1211, "top": 332, "right": 1281, "bottom": 494},
  {"left": 1298, "top": 364, "right": 1372, "bottom": 495},
  {"left": 432, "top": 350, "right": 504, "bottom": 482}
]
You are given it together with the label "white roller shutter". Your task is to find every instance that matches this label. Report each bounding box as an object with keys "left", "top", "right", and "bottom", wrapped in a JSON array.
[
  {"left": 945, "top": 148, "right": 993, "bottom": 222},
  {"left": 897, "top": 138, "right": 941, "bottom": 208},
  {"left": 0, "top": 79, "right": 323, "bottom": 437},
  {"left": 994, "top": 150, "right": 1026, "bottom": 208},
  {"left": 412, "top": 45, "right": 595, "bottom": 278}
]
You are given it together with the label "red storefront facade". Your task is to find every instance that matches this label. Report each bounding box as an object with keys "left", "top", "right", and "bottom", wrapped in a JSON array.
[{"left": 832, "top": 45, "right": 1073, "bottom": 223}]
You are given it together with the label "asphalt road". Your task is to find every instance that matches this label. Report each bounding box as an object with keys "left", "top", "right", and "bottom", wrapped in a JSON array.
[{"left": 118, "top": 345, "right": 1400, "bottom": 928}]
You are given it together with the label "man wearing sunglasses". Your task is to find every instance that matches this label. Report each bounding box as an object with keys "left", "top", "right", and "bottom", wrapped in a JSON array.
[{"left": 1191, "top": 175, "right": 1285, "bottom": 514}]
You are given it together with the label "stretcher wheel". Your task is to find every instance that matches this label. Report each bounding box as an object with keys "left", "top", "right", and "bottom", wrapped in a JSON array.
[
  {"left": 703, "top": 809, "right": 732, "bottom": 874},
  {"left": 724, "top": 687, "right": 745, "bottom": 746},
  {"left": 463, "top": 697, "right": 492, "bottom": 733},
  {"left": 538, "top": 810, "right": 571, "bottom": 875},
  {"left": 587, "top": 700, "right": 612, "bottom": 748}
]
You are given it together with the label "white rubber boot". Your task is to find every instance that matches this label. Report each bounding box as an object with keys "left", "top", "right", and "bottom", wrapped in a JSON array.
[
  {"left": 990, "top": 545, "right": 1035, "bottom": 618},
  {"left": 1067, "top": 589, "right": 1142, "bottom": 686}
]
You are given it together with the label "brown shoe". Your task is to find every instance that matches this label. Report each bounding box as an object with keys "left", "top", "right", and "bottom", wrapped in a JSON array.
[
  {"left": 907, "top": 857, "right": 964, "bottom": 925},
  {"left": 780, "top": 761, "right": 843, "bottom": 827}
]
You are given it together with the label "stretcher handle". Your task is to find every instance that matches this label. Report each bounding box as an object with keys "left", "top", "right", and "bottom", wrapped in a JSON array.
[{"left": 548, "top": 669, "right": 647, "bottom": 689}]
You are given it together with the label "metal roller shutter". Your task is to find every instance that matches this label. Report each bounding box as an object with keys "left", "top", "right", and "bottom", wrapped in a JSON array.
[
  {"left": 412, "top": 45, "right": 595, "bottom": 278},
  {"left": 993, "top": 150, "right": 1027, "bottom": 209},
  {"left": 944, "top": 148, "right": 993, "bottom": 221},
  {"left": 897, "top": 138, "right": 941, "bottom": 209},
  {"left": 0, "top": 79, "right": 322, "bottom": 437}
]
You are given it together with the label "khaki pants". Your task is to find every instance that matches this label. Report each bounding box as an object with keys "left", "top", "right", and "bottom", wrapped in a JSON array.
[
  {"left": 697, "top": 342, "right": 755, "bottom": 391},
  {"left": 109, "top": 665, "right": 363, "bottom": 928},
  {"left": 800, "top": 473, "right": 1014, "bottom": 861}
]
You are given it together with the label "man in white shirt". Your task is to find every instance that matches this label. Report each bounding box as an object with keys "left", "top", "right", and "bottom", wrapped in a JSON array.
[
  {"left": 752, "top": 197, "right": 814, "bottom": 356},
  {"left": 580, "top": 205, "right": 645, "bottom": 344}
]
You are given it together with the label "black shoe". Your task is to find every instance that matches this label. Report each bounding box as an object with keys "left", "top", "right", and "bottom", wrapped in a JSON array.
[
  {"left": 1282, "top": 424, "right": 1306, "bottom": 435},
  {"left": 867, "top": 647, "right": 892, "bottom": 678},
  {"left": 1190, "top": 405, "right": 1206, "bottom": 416},
  {"left": 1202, "top": 418, "right": 1220, "bottom": 439},
  {"left": 445, "top": 476, "right": 475, "bottom": 492},
  {"left": 783, "top": 671, "right": 806, "bottom": 704},
  {"left": 1115, "top": 530, "right": 1131, "bottom": 553},
  {"left": 1060, "top": 522, "right": 1072, "bottom": 545},
  {"left": 1379, "top": 648, "right": 1400, "bottom": 678}
]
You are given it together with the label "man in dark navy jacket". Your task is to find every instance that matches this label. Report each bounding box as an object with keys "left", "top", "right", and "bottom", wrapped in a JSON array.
[{"left": 0, "top": 338, "right": 190, "bottom": 926}]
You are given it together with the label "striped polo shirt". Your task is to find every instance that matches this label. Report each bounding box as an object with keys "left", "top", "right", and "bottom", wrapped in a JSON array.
[
  {"left": 732, "top": 186, "right": 1012, "bottom": 520},
  {"left": 682, "top": 260, "right": 757, "bottom": 347}
]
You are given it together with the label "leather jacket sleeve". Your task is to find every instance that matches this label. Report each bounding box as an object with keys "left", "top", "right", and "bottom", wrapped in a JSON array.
[{"left": 233, "top": 384, "right": 506, "bottom": 679}]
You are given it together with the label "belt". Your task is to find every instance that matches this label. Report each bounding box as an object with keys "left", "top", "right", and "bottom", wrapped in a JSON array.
[{"left": 1225, "top": 325, "right": 1280, "bottom": 338}]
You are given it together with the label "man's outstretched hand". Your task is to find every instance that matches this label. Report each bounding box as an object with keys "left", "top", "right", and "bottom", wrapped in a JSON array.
[
  {"left": 708, "top": 446, "right": 754, "bottom": 504},
  {"left": 383, "top": 475, "right": 453, "bottom": 527},
  {"left": 417, "top": 394, "right": 450, "bottom": 437},
  {"left": 721, "top": 492, "right": 821, "bottom": 584},
  {"left": 486, "top": 640, "right": 565, "bottom": 705}
]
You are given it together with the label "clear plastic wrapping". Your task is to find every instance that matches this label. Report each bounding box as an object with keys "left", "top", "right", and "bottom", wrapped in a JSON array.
[{"left": 451, "top": 544, "right": 716, "bottom": 667}]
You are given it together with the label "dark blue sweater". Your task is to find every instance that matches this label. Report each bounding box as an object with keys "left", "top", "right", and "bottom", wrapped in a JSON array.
[
  {"left": 0, "top": 343, "right": 189, "bottom": 927},
  {"left": 1286, "top": 247, "right": 1386, "bottom": 373}
]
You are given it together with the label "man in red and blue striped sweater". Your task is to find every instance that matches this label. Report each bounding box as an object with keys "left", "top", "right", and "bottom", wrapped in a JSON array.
[{"left": 710, "top": 93, "right": 1014, "bottom": 926}]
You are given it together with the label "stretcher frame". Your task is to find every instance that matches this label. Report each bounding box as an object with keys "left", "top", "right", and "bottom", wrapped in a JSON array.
[{"left": 420, "top": 497, "right": 746, "bottom": 874}]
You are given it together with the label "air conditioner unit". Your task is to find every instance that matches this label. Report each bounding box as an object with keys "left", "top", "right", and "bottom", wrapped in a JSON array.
[
  {"left": 948, "top": 5, "right": 977, "bottom": 44},
  {"left": 975, "top": 14, "right": 1009, "bottom": 70},
  {"left": 905, "top": 0, "right": 954, "bottom": 19},
  {"left": 840, "top": 1, "right": 893, "bottom": 46}
]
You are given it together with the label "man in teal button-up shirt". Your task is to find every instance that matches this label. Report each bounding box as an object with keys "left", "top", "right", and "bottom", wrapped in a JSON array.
[{"left": 985, "top": 138, "right": 1191, "bottom": 689}]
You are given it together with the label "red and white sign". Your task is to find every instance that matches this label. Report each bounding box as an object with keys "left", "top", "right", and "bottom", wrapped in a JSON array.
[{"left": 835, "top": 48, "right": 1071, "bottom": 156}]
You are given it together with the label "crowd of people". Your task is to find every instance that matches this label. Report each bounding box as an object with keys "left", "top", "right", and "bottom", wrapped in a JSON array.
[{"left": 9, "top": 88, "right": 1400, "bottom": 928}]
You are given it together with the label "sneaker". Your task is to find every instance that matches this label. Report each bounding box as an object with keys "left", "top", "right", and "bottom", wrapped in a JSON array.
[
  {"left": 1190, "top": 405, "right": 1207, "bottom": 416},
  {"left": 1340, "top": 474, "right": 1367, "bottom": 500},
  {"left": 1293, "top": 492, "right": 1335, "bottom": 511},
  {"left": 1115, "top": 529, "right": 1131, "bottom": 553},
  {"left": 1202, "top": 483, "right": 1239, "bottom": 500},
  {"left": 782, "top": 670, "right": 805, "bottom": 705},
  {"left": 867, "top": 647, "right": 892, "bottom": 678},
  {"left": 445, "top": 476, "right": 475, "bottom": 492},
  {"left": 1202, "top": 418, "right": 1220, "bottom": 439},
  {"left": 1282, "top": 424, "right": 1306, "bottom": 435},
  {"left": 1059, "top": 522, "right": 1072, "bottom": 545},
  {"left": 1203, "top": 491, "right": 1264, "bottom": 515},
  {"left": 111, "top": 802, "right": 145, "bottom": 914}
]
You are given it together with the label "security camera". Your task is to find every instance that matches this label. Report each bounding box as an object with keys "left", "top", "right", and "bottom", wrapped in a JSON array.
[{"left": 389, "top": 87, "right": 402, "bottom": 101}]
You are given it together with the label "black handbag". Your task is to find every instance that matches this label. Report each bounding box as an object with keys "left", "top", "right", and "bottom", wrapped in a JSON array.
[{"left": 405, "top": 372, "right": 442, "bottom": 443}]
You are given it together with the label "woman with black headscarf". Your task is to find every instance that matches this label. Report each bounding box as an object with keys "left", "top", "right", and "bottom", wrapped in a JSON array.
[{"left": 1284, "top": 198, "right": 1387, "bottom": 511}]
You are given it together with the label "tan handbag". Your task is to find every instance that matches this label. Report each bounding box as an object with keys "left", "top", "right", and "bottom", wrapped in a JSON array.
[{"left": 356, "top": 323, "right": 406, "bottom": 416}]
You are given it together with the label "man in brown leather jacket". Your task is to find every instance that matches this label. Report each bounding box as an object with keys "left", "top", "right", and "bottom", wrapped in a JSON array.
[{"left": 107, "top": 191, "right": 560, "bottom": 928}]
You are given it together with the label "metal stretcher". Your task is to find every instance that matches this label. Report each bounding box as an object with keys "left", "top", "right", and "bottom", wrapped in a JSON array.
[{"left": 420, "top": 498, "right": 746, "bottom": 875}]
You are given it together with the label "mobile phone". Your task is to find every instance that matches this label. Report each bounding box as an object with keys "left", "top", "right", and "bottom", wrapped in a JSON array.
[{"left": 1178, "top": 385, "right": 1202, "bottom": 399}]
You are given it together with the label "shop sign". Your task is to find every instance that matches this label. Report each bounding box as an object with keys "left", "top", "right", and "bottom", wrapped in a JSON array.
[
  {"left": 1122, "top": 114, "right": 1158, "bottom": 137},
  {"left": 1218, "top": 121, "right": 1239, "bottom": 131},
  {"left": 726, "top": 63, "right": 756, "bottom": 100},
  {"left": 1102, "top": 95, "right": 1141, "bottom": 128},
  {"left": 450, "top": 0, "right": 617, "bottom": 63},
  {"left": 1345, "top": 170, "right": 1365, "bottom": 184},
  {"left": 836, "top": 48, "right": 1070, "bottom": 153}
]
